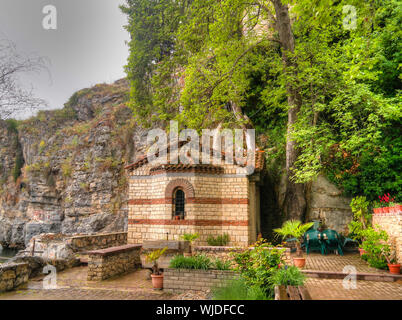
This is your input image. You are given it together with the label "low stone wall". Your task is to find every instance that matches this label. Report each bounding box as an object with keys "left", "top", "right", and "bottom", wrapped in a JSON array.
[
  {"left": 194, "top": 246, "right": 292, "bottom": 265},
  {"left": 87, "top": 244, "right": 142, "bottom": 281},
  {"left": 68, "top": 232, "right": 127, "bottom": 252},
  {"left": 372, "top": 208, "right": 402, "bottom": 264},
  {"left": 164, "top": 268, "right": 238, "bottom": 294},
  {"left": 0, "top": 263, "right": 29, "bottom": 292}
]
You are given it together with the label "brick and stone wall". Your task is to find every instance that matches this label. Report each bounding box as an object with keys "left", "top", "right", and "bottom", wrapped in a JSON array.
[
  {"left": 0, "top": 263, "right": 29, "bottom": 292},
  {"left": 372, "top": 207, "right": 402, "bottom": 264},
  {"left": 68, "top": 232, "right": 127, "bottom": 252},
  {"left": 164, "top": 268, "right": 238, "bottom": 294},
  {"left": 87, "top": 244, "right": 142, "bottom": 281},
  {"left": 127, "top": 161, "right": 260, "bottom": 247}
]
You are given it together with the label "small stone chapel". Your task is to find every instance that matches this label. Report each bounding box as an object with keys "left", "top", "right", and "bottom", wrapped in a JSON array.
[{"left": 125, "top": 143, "right": 265, "bottom": 247}]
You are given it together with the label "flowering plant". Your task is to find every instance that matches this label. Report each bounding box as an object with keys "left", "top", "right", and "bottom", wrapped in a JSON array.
[{"left": 375, "top": 193, "right": 396, "bottom": 208}]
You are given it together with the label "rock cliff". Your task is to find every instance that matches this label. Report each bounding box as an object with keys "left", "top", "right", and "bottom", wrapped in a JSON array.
[{"left": 0, "top": 79, "right": 148, "bottom": 249}]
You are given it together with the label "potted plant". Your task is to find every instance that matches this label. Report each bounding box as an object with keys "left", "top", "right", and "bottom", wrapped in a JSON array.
[
  {"left": 274, "top": 220, "right": 314, "bottom": 268},
  {"left": 374, "top": 194, "right": 397, "bottom": 215},
  {"left": 145, "top": 247, "right": 167, "bottom": 289},
  {"left": 181, "top": 232, "right": 199, "bottom": 256},
  {"left": 381, "top": 248, "right": 400, "bottom": 275}
]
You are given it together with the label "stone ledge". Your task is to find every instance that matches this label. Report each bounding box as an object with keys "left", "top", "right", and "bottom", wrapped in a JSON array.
[
  {"left": 69, "top": 232, "right": 128, "bottom": 240},
  {"left": 164, "top": 268, "right": 238, "bottom": 293},
  {"left": 86, "top": 244, "right": 142, "bottom": 257}
]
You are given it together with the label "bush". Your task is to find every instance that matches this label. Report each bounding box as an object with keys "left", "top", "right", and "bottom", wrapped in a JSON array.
[
  {"left": 207, "top": 234, "right": 230, "bottom": 246},
  {"left": 361, "top": 227, "right": 389, "bottom": 270},
  {"left": 232, "top": 239, "right": 285, "bottom": 297},
  {"left": 213, "top": 259, "right": 231, "bottom": 270},
  {"left": 269, "top": 266, "right": 306, "bottom": 287},
  {"left": 348, "top": 196, "right": 372, "bottom": 244},
  {"left": 212, "top": 279, "right": 271, "bottom": 300},
  {"left": 169, "top": 254, "right": 211, "bottom": 270}
]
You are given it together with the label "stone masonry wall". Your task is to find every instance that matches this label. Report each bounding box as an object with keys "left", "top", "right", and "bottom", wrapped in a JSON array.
[
  {"left": 68, "top": 232, "right": 127, "bottom": 252},
  {"left": 164, "top": 268, "right": 238, "bottom": 294},
  {"left": 372, "top": 208, "right": 402, "bottom": 264},
  {"left": 87, "top": 244, "right": 141, "bottom": 281},
  {"left": 0, "top": 262, "right": 29, "bottom": 292}
]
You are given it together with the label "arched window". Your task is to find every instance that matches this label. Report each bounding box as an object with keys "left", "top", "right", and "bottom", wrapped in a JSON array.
[{"left": 173, "top": 188, "right": 185, "bottom": 220}]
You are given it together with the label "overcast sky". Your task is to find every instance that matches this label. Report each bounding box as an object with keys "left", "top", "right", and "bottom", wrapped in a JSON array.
[{"left": 0, "top": 0, "right": 130, "bottom": 118}]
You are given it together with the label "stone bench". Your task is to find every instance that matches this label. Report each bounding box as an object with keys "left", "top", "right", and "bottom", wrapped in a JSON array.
[
  {"left": 87, "top": 244, "right": 142, "bottom": 281},
  {"left": 274, "top": 285, "right": 312, "bottom": 300}
]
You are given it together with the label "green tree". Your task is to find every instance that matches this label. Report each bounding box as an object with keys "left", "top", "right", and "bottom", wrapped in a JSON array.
[{"left": 122, "top": 0, "right": 402, "bottom": 218}]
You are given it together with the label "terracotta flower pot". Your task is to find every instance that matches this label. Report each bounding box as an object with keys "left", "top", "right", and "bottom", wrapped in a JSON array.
[
  {"left": 388, "top": 264, "right": 401, "bottom": 275},
  {"left": 151, "top": 274, "right": 164, "bottom": 289},
  {"left": 395, "top": 205, "right": 402, "bottom": 213},
  {"left": 293, "top": 257, "right": 306, "bottom": 268},
  {"left": 373, "top": 208, "right": 379, "bottom": 214},
  {"left": 358, "top": 248, "right": 367, "bottom": 256}
]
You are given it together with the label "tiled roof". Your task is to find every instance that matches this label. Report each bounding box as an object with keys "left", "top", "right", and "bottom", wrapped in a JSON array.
[{"left": 124, "top": 141, "right": 265, "bottom": 172}]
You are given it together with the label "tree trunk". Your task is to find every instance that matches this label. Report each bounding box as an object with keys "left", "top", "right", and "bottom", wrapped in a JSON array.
[{"left": 272, "top": 0, "right": 306, "bottom": 220}]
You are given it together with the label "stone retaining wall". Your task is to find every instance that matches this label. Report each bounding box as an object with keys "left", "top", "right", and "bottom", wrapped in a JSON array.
[
  {"left": 372, "top": 208, "right": 402, "bottom": 264},
  {"left": 68, "top": 232, "right": 127, "bottom": 252},
  {"left": 0, "top": 263, "right": 29, "bottom": 292},
  {"left": 87, "top": 244, "right": 141, "bottom": 281},
  {"left": 164, "top": 268, "right": 238, "bottom": 293}
]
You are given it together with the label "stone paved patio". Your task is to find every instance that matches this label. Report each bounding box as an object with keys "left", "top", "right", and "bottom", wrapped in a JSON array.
[
  {"left": 0, "top": 267, "right": 176, "bottom": 300},
  {"left": 301, "top": 252, "right": 390, "bottom": 274},
  {"left": 301, "top": 252, "right": 402, "bottom": 300},
  {"left": 1, "top": 252, "right": 400, "bottom": 300},
  {"left": 305, "top": 278, "right": 402, "bottom": 300}
]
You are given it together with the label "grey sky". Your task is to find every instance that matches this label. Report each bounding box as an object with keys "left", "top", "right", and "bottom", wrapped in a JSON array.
[{"left": 0, "top": 0, "right": 130, "bottom": 118}]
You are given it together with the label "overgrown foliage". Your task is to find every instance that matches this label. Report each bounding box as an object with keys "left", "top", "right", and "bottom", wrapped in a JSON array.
[
  {"left": 348, "top": 196, "right": 372, "bottom": 244},
  {"left": 232, "top": 239, "right": 285, "bottom": 297},
  {"left": 360, "top": 227, "right": 390, "bottom": 269},
  {"left": 212, "top": 278, "right": 271, "bottom": 300},
  {"left": 207, "top": 234, "right": 230, "bottom": 246},
  {"left": 122, "top": 0, "right": 402, "bottom": 205},
  {"left": 169, "top": 254, "right": 212, "bottom": 270}
]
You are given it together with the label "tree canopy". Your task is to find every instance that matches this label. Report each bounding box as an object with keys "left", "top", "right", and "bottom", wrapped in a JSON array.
[{"left": 121, "top": 0, "right": 401, "bottom": 203}]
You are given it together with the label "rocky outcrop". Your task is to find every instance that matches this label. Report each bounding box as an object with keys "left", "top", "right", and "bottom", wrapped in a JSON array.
[
  {"left": 0, "top": 79, "right": 147, "bottom": 249},
  {"left": 307, "top": 175, "right": 353, "bottom": 234},
  {"left": 275, "top": 173, "right": 353, "bottom": 235}
]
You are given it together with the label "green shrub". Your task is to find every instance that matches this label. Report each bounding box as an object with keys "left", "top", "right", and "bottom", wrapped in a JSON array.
[
  {"left": 269, "top": 266, "right": 306, "bottom": 287},
  {"left": 348, "top": 196, "right": 372, "bottom": 244},
  {"left": 169, "top": 254, "right": 212, "bottom": 270},
  {"left": 232, "top": 239, "right": 285, "bottom": 297},
  {"left": 361, "top": 227, "right": 389, "bottom": 270},
  {"left": 212, "top": 279, "right": 271, "bottom": 300},
  {"left": 213, "top": 259, "right": 231, "bottom": 270},
  {"left": 326, "top": 127, "right": 402, "bottom": 203},
  {"left": 12, "top": 150, "right": 24, "bottom": 181},
  {"left": 207, "top": 234, "right": 230, "bottom": 246}
]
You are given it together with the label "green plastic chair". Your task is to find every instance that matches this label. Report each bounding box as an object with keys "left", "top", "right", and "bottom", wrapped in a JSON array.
[
  {"left": 304, "top": 229, "right": 326, "bottom": 255},
  {"left": 321, "top": 229, "right": 344, "bottom": 256}
]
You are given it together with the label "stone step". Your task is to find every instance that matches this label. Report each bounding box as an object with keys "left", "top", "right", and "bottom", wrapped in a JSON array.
[{"left": 303, "top": 269, "right": 402, "bottom": 282}]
